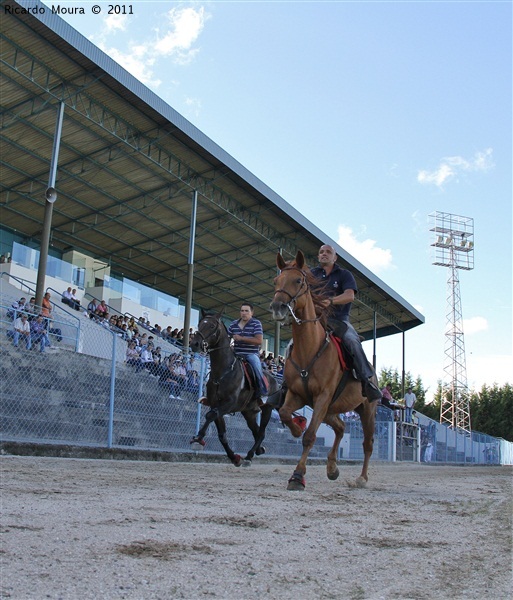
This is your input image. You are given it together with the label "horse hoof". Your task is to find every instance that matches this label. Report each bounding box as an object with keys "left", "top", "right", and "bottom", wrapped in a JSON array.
[
  {"left": 190, "top": 438, "right": 206, "bottom": 451},
  {"left": 355, "top": 476, "right": 368, "bottom": 488},
  {"left": 232, "top": 454, "right": 242, "bottom": 467},
  {"left": 287, "top": 472, "right": 306, "bottom": 491},
  {"left": 287, "top": 479, "right": 305, "bottom": 491},
  {"left": 242, "top": 459, "right": 252, "bottom": 468},
  {"left": 327, "top": 468, "right": 340, "bottom": 481},
  {"left": 255, "top": 446, "right": 266, "bottom": 456}
]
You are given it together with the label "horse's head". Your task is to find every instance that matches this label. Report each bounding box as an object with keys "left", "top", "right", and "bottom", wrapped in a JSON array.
[
  {"left": 190, "top": 310, "right": 225, "bottom": 353},
  {"left": 270, "top": 250, "right": 310, "bottom": 323}
]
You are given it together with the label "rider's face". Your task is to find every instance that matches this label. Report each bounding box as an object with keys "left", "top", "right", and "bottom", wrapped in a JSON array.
[
  {"left": 239, "top": 305, "right": 253, "bottom": 322},
  {"left": 318, "top": 245, "right": 336, "bottom": 265}
]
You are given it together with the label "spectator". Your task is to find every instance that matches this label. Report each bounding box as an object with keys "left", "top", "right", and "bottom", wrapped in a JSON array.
[
  {"left": 25, "top": 297, "right": 38, "bottom": 321},
  {"left": 172, "top": 358, "right": 188, "bottom": 389},
  {"left": 48, "top": 318, "right": 63, "bottom": 343},
  {"left": 136, "top": 342, "right": 155, "bottom": 373},
  {"left": 404, "top": 387, "right": 417, "bottom": 423},
  {"left": 61, "top": 287, "right": 73, "bottom": 306},
  {"left": 30, "top": 315, "right": 51, "bottom": 353},
  {"left": 86, "top": 298, "right": 98, "bottom": 319},
  {"left": 125, "top": 341, "right": 140, "bottom": 366},
  {"left": 380, "top": 383, "right": 395, "bottom": 411},
  {"left": 7, "top": 297, "right": 27, "bottom": 320},
  {"left": 159, "top": 357, "right": 182, "bottom": 399},
  {"left": 187, "top": 369, "right": 200, "bottom": 395},
  {"left": 12, "top": 313, "right": 32, "bottom": 349},
  {"left": 70, "top": 289, "right": 81, "bottom": 311},
  {"left": 95, "top": 300, "right": 109, "bottom": 320},
  {"left": 40, "top": 292, "right": 53, "bottom": 319}
]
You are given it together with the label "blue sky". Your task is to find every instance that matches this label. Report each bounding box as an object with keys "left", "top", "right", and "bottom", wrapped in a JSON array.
[{"left": 41, "top": 0, "right": 512, "bottom": 401}]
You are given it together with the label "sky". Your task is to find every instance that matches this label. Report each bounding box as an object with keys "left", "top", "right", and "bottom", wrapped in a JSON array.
[{"left": 40, "top": 0, "right": 512, "bottom": 402}]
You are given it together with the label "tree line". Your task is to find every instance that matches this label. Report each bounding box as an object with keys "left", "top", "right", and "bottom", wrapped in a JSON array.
[{"left": 377, "top": 368, "right": 512, "bottom": 442}]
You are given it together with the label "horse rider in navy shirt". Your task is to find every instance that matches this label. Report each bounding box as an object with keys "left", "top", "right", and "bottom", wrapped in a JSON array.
[
  {"left": 228, "top": 302, "right": 268, "bottom": 401},
  {"left": 311, "top": 244, "right": 382, "bottom": 402}
]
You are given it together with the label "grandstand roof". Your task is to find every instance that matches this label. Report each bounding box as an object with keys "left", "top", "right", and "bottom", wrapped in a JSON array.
[{"left": 0, "top": 0, "right": 424, "bottom": 341}]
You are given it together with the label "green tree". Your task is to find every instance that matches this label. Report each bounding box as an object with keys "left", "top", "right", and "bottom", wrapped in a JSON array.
[
  {"left": 377, "top": 367, "right": 427, "bottom": 407},
  {"left": 471, "top": 384, "right": 513, "bottom": 441}
]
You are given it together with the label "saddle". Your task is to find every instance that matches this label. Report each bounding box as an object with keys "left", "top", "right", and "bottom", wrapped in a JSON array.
[
  {"left": 330, "top": 334, "right": 353, "bottom": 375},
  {"left": 240, "top": 359, "right": 269, "bottom": 395}
]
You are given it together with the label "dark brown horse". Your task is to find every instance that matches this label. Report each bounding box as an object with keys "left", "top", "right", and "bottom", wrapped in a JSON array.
[
  {"left": 189, "top": 310, "right": 282, "bottom": 467},
  {"left": 269, "top": 250, "right": 377, "bottom": 490}
]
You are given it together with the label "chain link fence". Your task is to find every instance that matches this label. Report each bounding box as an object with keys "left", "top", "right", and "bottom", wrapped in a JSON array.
[{"left": 1, "top": 280, "right": 511, "bottom": 465}]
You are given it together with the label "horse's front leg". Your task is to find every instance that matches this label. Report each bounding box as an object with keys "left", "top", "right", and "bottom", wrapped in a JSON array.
[
  {"left": 323, "top": 413, "right": 345, "bottom": 481},
  {"left": 242, "top": 404, "right": 273, "bottom": 465},
  {"left": 279, "top": 390, "right": 307, "bottom": 438},
  {"left": 190, "top": 407, "right": 219, "bottom": 450},
  {"left": 213, "top": 415, "right": 242, "bottom": 467},
  {"left": 282, "top": 392, "right": 331, "bottom": 491}
]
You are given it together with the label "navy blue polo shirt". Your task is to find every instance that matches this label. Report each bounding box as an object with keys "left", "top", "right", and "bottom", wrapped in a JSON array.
[{"left": 311, "top": 264, "right": 357, "bottom": 321}]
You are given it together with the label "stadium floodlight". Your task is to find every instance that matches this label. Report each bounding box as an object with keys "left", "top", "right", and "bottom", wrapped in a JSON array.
[{"left": 429, "top": 211, "right": 474, "bottom": 433}]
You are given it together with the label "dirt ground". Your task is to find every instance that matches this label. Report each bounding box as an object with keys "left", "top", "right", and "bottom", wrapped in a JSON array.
[{"left": 1, "top": 455, "right": 512, "bottom": 600}]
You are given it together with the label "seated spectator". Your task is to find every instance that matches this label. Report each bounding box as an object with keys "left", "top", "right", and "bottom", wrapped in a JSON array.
[
  {"left": 86, "top": 298, "right": 98, "bottom": 318},
  {"left": 47, "top": 318, "right": 63, "bottom": 343},
  {"left": 25, "top": 297, "right": 38, "bottom": 321},
  {"left": 95, "top": 300, "right": 109, "bottom": 320},
  {"left": 40, "top": 292, "right": 53, "bottom": 320},
  {"left": 70, "top": 289, "right": 81, "bottom": 311},
  {"left": 30, "top": 315, "right": 51, "bottom": 353},
  {"left": 187, "top": 369, "right": 200, "bottom": 395},
  {"left": 61, "top": 287, "right": 73, "bottom": 306},
  {"left": 7, "top": 297, "right": 27, "bottom": 320},
  {"left": 12, "top": 313, "right": 32, "bottom": 349},
  {"left": 172, "top": 358, "right": 188, "bottom": 389},
  {"left": 380, "top": 383, "right": 395, "bottom": 410},
  {"left": 158, "top": 358, "right": 182, "bottom": 399},
  {"left": 125, "top": 341, "right": 140, "bottom": 366},
  {"left": 136, "top": 342, "right": 155, "bottom": 373},
  {"left": 162, "top": 326, "right": 173, "bottom": 340}
]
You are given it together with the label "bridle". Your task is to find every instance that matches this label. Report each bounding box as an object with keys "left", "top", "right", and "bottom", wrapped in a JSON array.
[
  {"left": 192, "top": 314, "right": 240, "bottom": 387},
  {"left": 193, "top": 315, "right": 228, "bottom": 354},
  {"left": 273, "top": 266, "right": 321, "bottom": 325}
]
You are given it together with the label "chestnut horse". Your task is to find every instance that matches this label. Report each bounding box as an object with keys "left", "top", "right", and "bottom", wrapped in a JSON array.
[{"left": 269, "top": 250, "right": 377, "bottom": 491}]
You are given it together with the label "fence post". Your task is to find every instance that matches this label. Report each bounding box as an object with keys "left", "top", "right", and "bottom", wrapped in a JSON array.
[{"left": 107, "top": 331, "right": 117, "bottom": 448}]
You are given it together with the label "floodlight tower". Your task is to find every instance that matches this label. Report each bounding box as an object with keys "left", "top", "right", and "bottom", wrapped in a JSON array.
[{"left": 430, "top": 211, "right": 474, "bottom": 433}]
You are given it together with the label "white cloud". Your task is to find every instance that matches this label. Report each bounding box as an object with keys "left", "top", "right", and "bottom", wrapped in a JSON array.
[
  {"left": 336, "top": 225, "right": 394, "bottom": 273},
  {"left": 104, "top": 13, "right": 128, "bottom": 32},
  {"left": 89, "top": 6, "right": 208, "bottom": 91},
  {"left": 417, "top": 148, "right": 494, "bottom": 188},
  {"left": 463, "top": 316, "right": 488, "bottom": 335},
  {"left": 154, "top": 7, "right": 206, "bottom": 60}
]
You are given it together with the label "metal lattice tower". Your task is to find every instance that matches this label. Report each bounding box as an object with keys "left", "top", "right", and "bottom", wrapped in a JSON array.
[{"left": 430, "top": 212, "right": 474, "bottom": 433}]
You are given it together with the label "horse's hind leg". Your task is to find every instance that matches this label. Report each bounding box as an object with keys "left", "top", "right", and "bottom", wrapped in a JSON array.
[
  {"left": 323, "top": 414, "right": 345, "bottom": 481},
  {"left": 214, "top": 417, "right": 243, "bottom": 467},
  {"left": 355, "top": 402, "right": 377, "bottom": 487},
  {"left": 243, "top": 405, "right": 273, "bottom": 465}
]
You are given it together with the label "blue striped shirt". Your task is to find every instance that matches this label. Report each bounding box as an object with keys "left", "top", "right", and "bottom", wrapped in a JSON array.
[{"left": 228, "top": 317, "right": 263, "bottom": 355}]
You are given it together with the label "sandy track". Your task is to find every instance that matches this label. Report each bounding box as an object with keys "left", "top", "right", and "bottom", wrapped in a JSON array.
[{"left": 1, "top": 456, "right": 512, "bottom": 599}]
